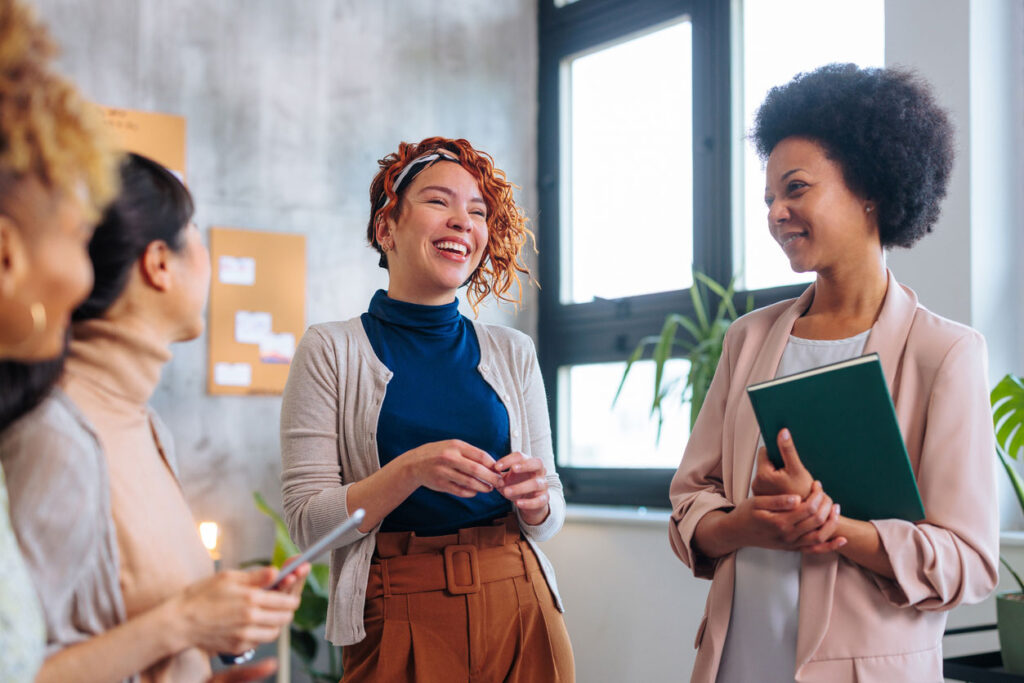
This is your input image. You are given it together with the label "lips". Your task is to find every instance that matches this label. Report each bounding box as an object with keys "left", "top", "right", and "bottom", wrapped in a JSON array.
[
  {"left": 779, "top": 231, "right": 808, "bottom": 248},
  {"left": 433, "top": 238, "right": 472, "bottom": 261}
]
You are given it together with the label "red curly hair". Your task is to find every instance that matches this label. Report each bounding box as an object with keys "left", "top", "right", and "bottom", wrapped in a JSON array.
[{"left": 366, "top": 137, "right": 535, "bottom": 312}]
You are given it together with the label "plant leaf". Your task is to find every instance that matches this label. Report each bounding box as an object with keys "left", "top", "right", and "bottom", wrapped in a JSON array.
[
  {"left": 293, "top": 585, "right": 330, "bottom": 631},
  {"left": 614, "top": 337, "right": 655, "bottom": 407},
  {"left": 289, "top": 625, "right": 319, "bottom": 664},
  {"left": 253, "top": 491, "right": 301, "bottom": 568},
  {"left": 308, "top": 562, "right": 330, "bottom": 596},
  {"left": 651, "top": 316, "right": 680, "bottom": 411},
  {"left": 689, "top": 279, "right": 709, "bottom": 332},
  {"left": 993, "top": 374, "right": 1024, "bottom": 460}
]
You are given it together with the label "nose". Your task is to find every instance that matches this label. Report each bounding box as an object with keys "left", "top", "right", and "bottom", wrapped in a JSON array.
[
  {"left": 447, "top": 206, "right": 472, "bottom": 233},
  {"left": 767, "top": 199, "right": 790, "bottom": 229}
]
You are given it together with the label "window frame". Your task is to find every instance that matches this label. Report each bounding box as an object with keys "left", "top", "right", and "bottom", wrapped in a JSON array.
[{"left": 537, "top": 0, "right": 806, "bottom": 507}]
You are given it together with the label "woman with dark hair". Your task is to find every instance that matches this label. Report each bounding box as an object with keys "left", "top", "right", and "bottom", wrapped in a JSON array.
[
  {"left": 1, "top": 153, "right": 307, "bottom": 683},
  {"left": 281, "top": 137, "right": 574, "bottom": 681},
  {"left": 668, "top": 64, "right": 998, "bottom": 682}
]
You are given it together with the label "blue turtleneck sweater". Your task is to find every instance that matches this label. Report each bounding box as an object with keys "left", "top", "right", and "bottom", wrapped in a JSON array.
[{"left": 360, "top": 290, "right": 512, "bottom": 536}]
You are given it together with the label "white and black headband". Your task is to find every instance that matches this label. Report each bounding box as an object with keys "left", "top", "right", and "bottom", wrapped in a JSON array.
[{"left": 374, "top": 149, "right": 459, "bottom": 214}]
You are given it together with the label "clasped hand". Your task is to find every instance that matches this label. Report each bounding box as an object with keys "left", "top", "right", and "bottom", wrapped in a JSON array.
[
  {"left": 403, "top": 440, "right": 550, "bottom": 524},
  {"left": 742, "top": 428, "right": 847, "bottom": 554}
]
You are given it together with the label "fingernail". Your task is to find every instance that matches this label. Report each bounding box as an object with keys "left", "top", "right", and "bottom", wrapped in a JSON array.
[
  {"left": 834, "top": 505, "right": 841, "bottom": 516},
  {"left": 787, "top": 496, "right": 798, "bottom": 505},
  {"left": 838, "top": 538, "right": 847, "bottom": 547},
  {"left": 513, "top": 465, "right": 522, "bottom": 472},
  {"left": 780, "top": 429, "right": 791, "bottom": 441}
]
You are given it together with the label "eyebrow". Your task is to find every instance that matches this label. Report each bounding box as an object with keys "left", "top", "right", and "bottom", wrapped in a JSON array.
[
  {"left": 418, "top": 185, "right": 486, "bottom": 205},
  {"left": 781, "top": 168, "right": 805, "bottom": 180}
]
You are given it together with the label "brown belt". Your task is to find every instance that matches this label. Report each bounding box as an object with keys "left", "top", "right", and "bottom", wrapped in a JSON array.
[{"left": 367, "top": 542, "right": 530, "bottom": 598}]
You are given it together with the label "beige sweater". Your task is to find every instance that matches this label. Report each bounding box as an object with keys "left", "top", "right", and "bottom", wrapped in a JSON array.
[
  {"left": 281, "top": 317, "right": 566, "bottom": 646},
  {"left": 1, "top": 319, "right": 213, "bottom": 683}
]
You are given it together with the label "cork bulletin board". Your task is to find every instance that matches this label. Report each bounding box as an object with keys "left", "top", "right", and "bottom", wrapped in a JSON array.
[
  {"left": 99, "top": 106, "right": 187, "bottom": 180},
  {"left": 207, "top": 227, "right": 306, "bottom": 395}
]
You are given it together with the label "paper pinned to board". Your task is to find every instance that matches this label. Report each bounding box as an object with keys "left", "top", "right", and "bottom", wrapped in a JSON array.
[
  {"left": 259, "top": 332, "right": 295, "bottom": 364},
  {"left": 219, "top": 256, "right": 256, "bottom": 286},
  {"left": 235, "top": 311, "right": 273, "bottom": 345},
  {"left": 213, "top": 362, "right": 252, "bottom": 387}
]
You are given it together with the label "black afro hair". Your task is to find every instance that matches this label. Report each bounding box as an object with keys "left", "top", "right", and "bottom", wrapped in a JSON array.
[{"left": 752, "top": 63, "right": 954, "bottom": 248}]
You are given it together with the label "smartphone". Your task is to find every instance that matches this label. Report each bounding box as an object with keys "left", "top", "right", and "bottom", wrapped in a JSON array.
[{"left": 218, "top": 508, "right": 366, "bottom": 665}]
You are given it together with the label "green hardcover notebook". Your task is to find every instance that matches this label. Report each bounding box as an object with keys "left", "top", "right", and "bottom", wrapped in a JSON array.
[{"left": 746, "top": 352, "right": 925, "bottom": 522}]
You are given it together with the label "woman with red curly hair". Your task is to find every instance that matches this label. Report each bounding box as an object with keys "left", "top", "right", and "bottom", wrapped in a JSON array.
[{"left": 281, "top": 137, "right": 574, "bottom": 682}]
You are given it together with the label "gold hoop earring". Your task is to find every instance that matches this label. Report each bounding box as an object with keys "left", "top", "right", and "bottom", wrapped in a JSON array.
[{"left": 29, "top": 301, "right": 46, "bottom": 336}]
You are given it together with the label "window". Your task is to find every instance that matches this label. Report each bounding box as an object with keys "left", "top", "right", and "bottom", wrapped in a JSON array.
[
  {"left": 538, "top": 0, "right": 885, "bottom": 507},
  {"left": 736, "top": 0, "right": 885, "bottom": 291},
  {"left": 563, "top": 20, "right": 693, "bottom": 303}
]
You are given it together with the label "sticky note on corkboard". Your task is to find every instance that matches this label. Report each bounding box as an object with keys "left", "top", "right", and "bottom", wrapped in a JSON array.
[{"left": 207, "top": 227, "right": 306, "bottom": 395}]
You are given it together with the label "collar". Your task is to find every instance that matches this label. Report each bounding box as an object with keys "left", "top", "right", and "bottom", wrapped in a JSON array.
[{"left": 63, "top": 318, "right": 172, "bottom": 407}]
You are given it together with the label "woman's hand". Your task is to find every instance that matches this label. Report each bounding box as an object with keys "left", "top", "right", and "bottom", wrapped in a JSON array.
[
  {"left": 733, "top": 482, "right": 840, "bottom": 550},
  {"left": 752, "top": 428, "right": 814, "bottom": 498},
  {"left": 495, "top": 452, "right": 550, "bottom": 525},
  {"left": 273, "top": 557, "right": 311, "bottom": 599},
  {"left": 400, "top": 439, "right": 504, "bottom": 497},
  {"left": 696, "top": 482, "right": 846, "bottom": 558},
  {"left": 168, "top": 567, "right": 300, "bottom": 655}
]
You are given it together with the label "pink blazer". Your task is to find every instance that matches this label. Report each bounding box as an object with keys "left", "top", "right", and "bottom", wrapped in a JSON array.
[{"left": 669, "top": 271, "right": 999, "bottom": 682}]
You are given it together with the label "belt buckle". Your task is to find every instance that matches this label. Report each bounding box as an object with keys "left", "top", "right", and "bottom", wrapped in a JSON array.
[{"left": 443, "top": 544, "right": 481, "bottom": 595}]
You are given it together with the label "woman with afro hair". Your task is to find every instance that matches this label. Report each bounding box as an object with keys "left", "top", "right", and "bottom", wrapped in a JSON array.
[
  {"left": 669, "top": 64, "right": 998, "bottom": 682},
  {"left": 281, "top": 137, "right": 574, "bottom": 682}
]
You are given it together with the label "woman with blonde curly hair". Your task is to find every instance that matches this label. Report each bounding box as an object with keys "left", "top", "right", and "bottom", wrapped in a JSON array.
[
  {"left": 0, "top": 0, "right": 118, "bottom": 679},
  {"left": 281, "top": 137, "right": 575, "bottom": 682}
]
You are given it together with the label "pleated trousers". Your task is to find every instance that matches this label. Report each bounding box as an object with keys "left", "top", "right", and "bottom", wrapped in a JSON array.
[{"left": 341, "top": 515, "right": 575, "bottom": 683}]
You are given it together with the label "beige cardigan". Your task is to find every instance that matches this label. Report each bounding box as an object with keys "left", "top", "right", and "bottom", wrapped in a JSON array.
[
  {"left": 281, "top": 317, "right": 565, "bottom": 646},
  {"left": 669, "top": 271, "right": 1000, "bottom": 682}
]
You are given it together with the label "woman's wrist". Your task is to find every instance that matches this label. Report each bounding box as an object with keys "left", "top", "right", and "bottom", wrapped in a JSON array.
[
  {"left": 156, "top": 589, "right": 198, "bottom": 654},
  {"left": 518, "top": 503, "right": 550, "bottom": 527},
  {"left": 694, "top": 509, "right": 740, "bottom": 559}
]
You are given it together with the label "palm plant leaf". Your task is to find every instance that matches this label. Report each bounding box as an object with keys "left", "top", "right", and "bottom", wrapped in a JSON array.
[
  {"left": 615, "top": 271, "right": 749, "bottom": 444},
  {"left": 253, "top": 491, "right": 300, "bottom": 570},
  {"left": 613, "top": 335, "right": 661, "bottom": 406},
  {"left": 689, "top": 279, "right": 709, "bottom": 332},
  {"left": 993, "top": 374, "right": 1024, "bottom": 461}
]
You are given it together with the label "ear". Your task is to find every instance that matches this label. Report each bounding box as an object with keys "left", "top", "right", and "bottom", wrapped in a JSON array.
[
  {"left": 375, "top": 214, "right": 390, "bottom": 244},
  {"left": 139, "top": 240, "right": 173, "bottom": 292},
  {"left": 0, "top": 215, "right": 28, "bottom": 296}
]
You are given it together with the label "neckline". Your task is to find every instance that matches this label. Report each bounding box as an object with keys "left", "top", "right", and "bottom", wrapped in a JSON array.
[
  {"left": 788, "top": 329, "right": 870, "bottom": 345},
  {"left": 63, "top": 318, "right": 172, "bottom": 406},
  {"left": 368, "top": 289, "right": 462, "bottom": 332}
]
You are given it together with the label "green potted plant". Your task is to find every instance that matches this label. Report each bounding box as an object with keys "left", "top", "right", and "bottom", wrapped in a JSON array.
[
  {"left": 991, "top": 374, "right": 1024, "bottom": 674},
  {"left": 616, "top": 271, "right": 751, "bottom": 440},
  {"left": 248, "top": 492, "right": 342, "bottom": 682}
]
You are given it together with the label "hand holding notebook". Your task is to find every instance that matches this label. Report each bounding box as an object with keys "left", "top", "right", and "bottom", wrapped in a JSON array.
[{"left": 746, "top": 353, "right": 925, "bottom": 522}]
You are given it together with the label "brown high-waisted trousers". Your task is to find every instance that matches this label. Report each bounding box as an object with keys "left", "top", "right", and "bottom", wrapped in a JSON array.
[{"left": 341, "top": 515, "right": 575, "bottom": 683}]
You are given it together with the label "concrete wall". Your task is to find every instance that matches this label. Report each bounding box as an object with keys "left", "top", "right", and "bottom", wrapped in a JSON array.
[
  {"left": 35, "top": 0, "right": 539, "bottom": 569},
  {"left": 35, "top": 2, "right": 538, "bottom": 677}
]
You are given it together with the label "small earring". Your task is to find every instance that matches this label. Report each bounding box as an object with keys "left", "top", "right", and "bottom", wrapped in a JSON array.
[
  {"left": 29, "top": 301, "right": 45, "bottom": 336},
  {"left": 865, "top": 205, "right": 874, "bottom": 213}
]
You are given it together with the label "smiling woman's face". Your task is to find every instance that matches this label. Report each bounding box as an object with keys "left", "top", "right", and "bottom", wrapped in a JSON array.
[
  {"left": 764, "top": 136, "right": 880, "bottom": 276},
  {"left": 0, "top": 180, "right": 93, "bottom": 360},
  {"left": 380, "top": 161, "right": 489, "bottom": 305}
]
